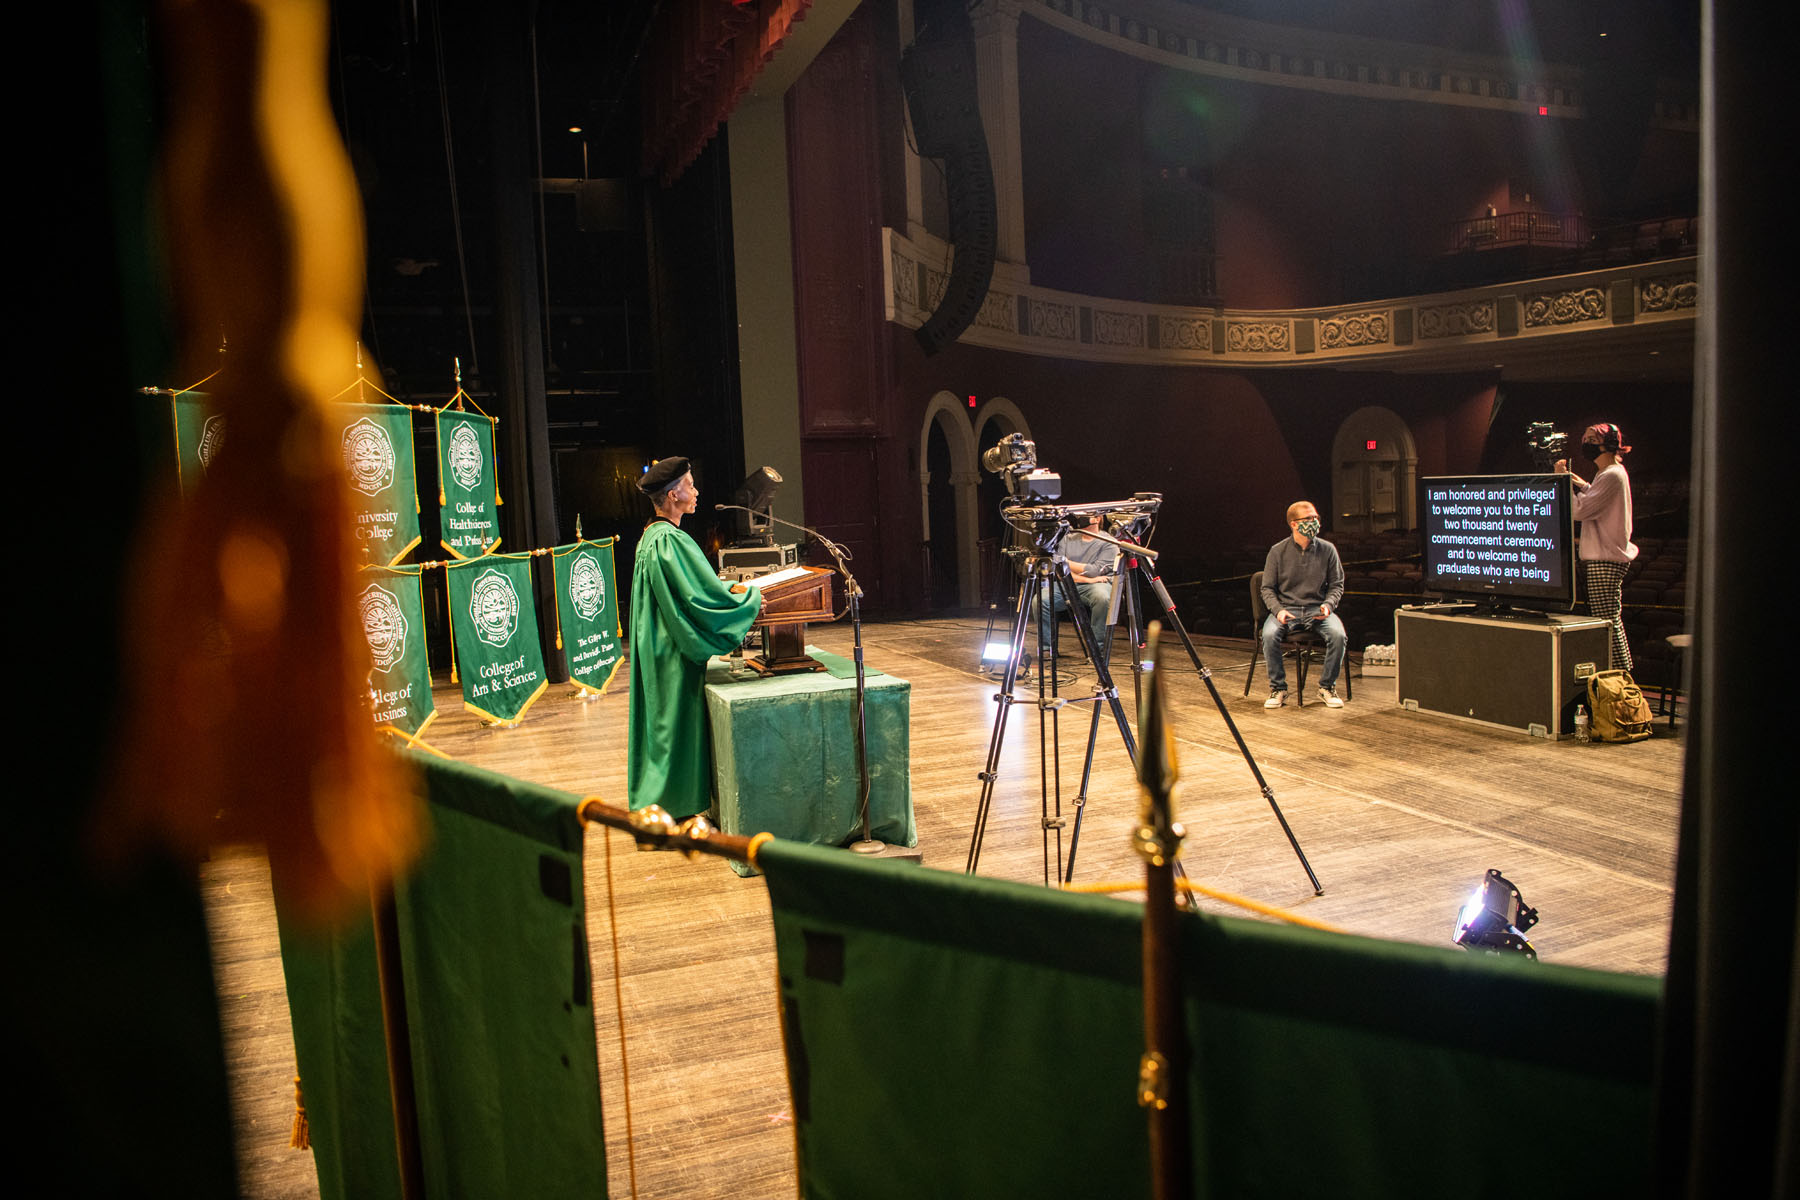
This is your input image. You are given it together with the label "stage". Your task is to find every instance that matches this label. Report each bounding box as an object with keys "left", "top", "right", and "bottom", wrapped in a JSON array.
[{"left": 203, "top": 614, "right": 1683, "bottom": 1197}]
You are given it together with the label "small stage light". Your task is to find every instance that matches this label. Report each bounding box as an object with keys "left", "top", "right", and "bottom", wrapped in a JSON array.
[
  {"left": 1452, "top": 868, "right": 1539, "bottom": 958},
  {"left": 980, "top": 641, "right": 1017, "bottom": 672}
]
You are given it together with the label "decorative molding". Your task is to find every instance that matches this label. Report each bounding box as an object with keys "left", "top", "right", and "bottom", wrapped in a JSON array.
[
  {"left": 1417, "top": 301, "right": 1495, "bottom": 339},
  {"left": 1320, "top": 311, "right": 1391, "bottom": 349},
  {"left": 892, "top": 247, "right": 919, "bottom": 309},
  {"left": 1158, "top": 315, "right": 1212, "bottom": 351},
  {"left": 1092, "top": 308, "right": 1145, "bottom": 348},
  {"left": 975, "top": 289, "right": 1017, "bottom": 332},
  {"left": 1226, "top": 321, "right": 1291, "bottom": 353},
  {"left": 1523, "top": 287, "right": 1607, "bottom": 328},
  {"left": 1641, "top": 274, "right": 1698, "bottom": 314},
  {"left": 880, "top": 227, "right": 1696, "bottom": 373},
  {"left": 1028, "top": 298, "right": 1079, "bottom": 340}
]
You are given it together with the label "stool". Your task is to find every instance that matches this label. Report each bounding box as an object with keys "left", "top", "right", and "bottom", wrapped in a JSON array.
[{"left": 1658, "top": 633, "right": 1691, "bottom": 728}]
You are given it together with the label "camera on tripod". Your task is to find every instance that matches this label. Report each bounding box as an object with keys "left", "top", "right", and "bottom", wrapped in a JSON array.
[
  {"left": 1525, "top": 421, "right": 1568, "bottom": 472},
  {"left": 982, "top": 432, "right": 1062, "bottom": 503}
]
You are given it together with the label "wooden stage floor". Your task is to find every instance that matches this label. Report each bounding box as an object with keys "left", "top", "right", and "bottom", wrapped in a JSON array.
[{"left": 203, "top": 615, "right": 1685, "bottom": 1198}]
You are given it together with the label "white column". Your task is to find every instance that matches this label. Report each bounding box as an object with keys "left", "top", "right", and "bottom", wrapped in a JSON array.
[{"left": 951, "top": 468, "right": 984, "bottom": 608}]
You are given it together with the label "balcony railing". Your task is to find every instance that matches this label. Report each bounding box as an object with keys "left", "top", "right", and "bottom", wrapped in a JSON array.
[{"left": 1449, "top": 210, "right": 1589, "bottom": 253}]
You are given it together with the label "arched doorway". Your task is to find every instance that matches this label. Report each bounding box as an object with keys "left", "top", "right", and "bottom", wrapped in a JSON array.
[
  {"left": 1331, "top": 407, "right": 1418, "bottom": 534},
  {"left": 918, "top": 393, "right": 981, "bottom": 610}
]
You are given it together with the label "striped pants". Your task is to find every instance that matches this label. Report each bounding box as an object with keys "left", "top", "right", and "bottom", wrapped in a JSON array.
[{"left": 1584, "top": 560, "right": 1633, "bottom": 672}]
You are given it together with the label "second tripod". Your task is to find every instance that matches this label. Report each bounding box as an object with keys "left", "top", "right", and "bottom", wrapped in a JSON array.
[{"left": 966, "top": 508, "right": 1138, "bottom": 884}]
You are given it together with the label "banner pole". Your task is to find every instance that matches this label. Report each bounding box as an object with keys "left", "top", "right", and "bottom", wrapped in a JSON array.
[{"left": 1134, "top": 623, "right": 1192, "bottom": 1200}]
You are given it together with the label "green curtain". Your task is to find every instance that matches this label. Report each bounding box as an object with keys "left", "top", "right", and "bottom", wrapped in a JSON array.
[
  {"left": 274, "top": 754, "right": 605, "bottom": 1200},
  {"left": 551, "top": 538, "right": 625, "bottom": 694},
  {"left": 445, "top": 554, "right": 550, "bottom": 723},
  {"left": 356, "top": 566, "right": 436, "bottom": 737},
  {"left": 762, "top": 841, "right": 1660, "bottom": 1199},
  {"left": 436, "top": 409, "right": 501, "bottom": 557}
]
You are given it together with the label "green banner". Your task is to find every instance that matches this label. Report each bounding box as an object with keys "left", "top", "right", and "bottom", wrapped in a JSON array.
[
  {"left": 551, "top": 538, "right": 624, "bottom": 694},
  {"left": 171, "top": 390, "right": 224, "bottom": 497},
  {"left": 435, "top": 408, "right": 502, "bottom": 558},
  {"left": 445, "top": 554, "right": 548, "bottom": 724},
  {"left": 357, "top": 567, "right": 436, "bottom": 738},
  {"left": 335, "top": 401, "right": 421, "bottom": 565}
]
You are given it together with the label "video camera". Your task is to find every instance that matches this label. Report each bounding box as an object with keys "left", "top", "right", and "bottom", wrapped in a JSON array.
[
  {"left": 982, "top": 432, "right": 1062, "bottom": 503},
  {"left": 1525, "top": 421, "right": 1568, "bottom": 472}
]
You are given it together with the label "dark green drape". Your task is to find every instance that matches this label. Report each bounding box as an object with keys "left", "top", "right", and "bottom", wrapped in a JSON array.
[
  {"left": 275, "top": 755, "right": 605, "bottom": 1200},
  {"left": 764, "top": 841, "right": 1660, "bottom": 1199}
]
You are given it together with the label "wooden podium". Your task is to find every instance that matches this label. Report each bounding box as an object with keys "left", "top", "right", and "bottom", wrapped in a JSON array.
[{"left": 742, "top": 565, "right": 837, "bottom": 675}]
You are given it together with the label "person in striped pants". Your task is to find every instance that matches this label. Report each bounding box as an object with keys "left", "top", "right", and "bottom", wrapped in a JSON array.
[{"left": 1557, "top": 423, "right": 1637, "bottom": 671}]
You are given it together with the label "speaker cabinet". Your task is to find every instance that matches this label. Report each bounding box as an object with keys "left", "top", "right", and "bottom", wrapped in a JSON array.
[
  {"left": 1395, "top": 607, "right": 1611, "bottom": 739},
  {"left": 901, "top": 28, "right": 996, "bottom": 355}
]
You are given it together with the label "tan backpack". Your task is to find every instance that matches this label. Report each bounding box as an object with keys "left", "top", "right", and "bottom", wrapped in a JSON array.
[{"left": 1587, "top": 669, "right": 1653, "bottom": 743}]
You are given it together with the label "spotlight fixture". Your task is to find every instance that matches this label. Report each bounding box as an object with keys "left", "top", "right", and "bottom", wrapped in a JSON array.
[
  {"left": 979, "top": 641, "right": 1018, "bottom": 673},
  {"left": 727, "top": 466, "right": 783, "bottom": 546},
  {"left": 1452, "top": 868, "right": 1539, "bottom": 958}
]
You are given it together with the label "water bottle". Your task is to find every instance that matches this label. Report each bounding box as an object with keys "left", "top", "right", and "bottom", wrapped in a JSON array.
[{"left": 1574, "top": 705, "right": 1590, "bottom": 744}]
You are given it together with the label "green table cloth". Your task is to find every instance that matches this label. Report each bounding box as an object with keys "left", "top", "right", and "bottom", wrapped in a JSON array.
[{"left": 705, "top": 651, "right": 916, "bottom": 875}]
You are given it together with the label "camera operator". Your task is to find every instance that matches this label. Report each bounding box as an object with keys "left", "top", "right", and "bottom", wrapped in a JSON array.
[
  {"left": 1555, "top": 423, "right": 1637, "bottom": 671},
  {"left": 1021, "top": 511, "right": 1116, "bottom": 676}
]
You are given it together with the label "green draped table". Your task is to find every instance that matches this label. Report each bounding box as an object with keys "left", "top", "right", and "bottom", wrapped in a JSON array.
[{"left": 705, "top": 648, "right": 916, "bottom": 875}]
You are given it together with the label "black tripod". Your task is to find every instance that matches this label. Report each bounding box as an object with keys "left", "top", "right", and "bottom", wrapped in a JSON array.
[
  {"left": 966, "top": 512, "right": 1138, "bottom": 884},
  {"left": 1073, "top": 534, "right": 1323, "bottom": 895}
]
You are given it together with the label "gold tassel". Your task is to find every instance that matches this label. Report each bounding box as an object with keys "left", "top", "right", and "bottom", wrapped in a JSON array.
[
  {"left": 97, "top": 0, "right": 421, "bottom": 922},
  {"left": 289, "top": 1075, "right": 311, "bottom": 1150}
]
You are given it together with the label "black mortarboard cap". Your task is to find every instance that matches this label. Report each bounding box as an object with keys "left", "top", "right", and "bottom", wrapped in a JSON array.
[{"left": 638, "top": 456, "right": 691, "bottom": 496}]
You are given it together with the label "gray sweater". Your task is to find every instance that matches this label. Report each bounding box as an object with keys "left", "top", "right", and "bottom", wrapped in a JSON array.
[{"left": 1261, "top": 536, "right": 1344, "bottom": 617}]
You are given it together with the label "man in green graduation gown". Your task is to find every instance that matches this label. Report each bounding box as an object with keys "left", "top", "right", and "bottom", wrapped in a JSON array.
[{"left": 627, "top": 457, "right": 762, "bottom": 817}]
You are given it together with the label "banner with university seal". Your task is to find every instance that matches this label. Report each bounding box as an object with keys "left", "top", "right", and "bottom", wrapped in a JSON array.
[
  {"left": 356, "top": 566, "right": 436, "bottom": 738},
  {"left": 435, "top": 408, "right": 502, "bottom": 558},
  {"left": 550, "top": 538, "right": 624, "bottom": 694},
  {"left": 335, "top": 402, "right": 421, "bottom": 564},
  {"left": 445, "top": 554, "right": 549, "bottom": 724},
  {"left": 171, "top": 390, "right": 226, "bottom": 497}
]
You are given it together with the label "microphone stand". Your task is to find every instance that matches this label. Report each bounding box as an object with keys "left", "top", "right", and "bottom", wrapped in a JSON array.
[{"left": 716, "top": 505, "right": 883, "bottom": 854}]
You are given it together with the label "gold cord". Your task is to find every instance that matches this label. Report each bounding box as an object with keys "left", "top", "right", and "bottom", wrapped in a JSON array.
[
  {"left": 601, "top": 825, "right": 640, "bottom": 1198},
  {"left": 1061, "top": 878, "right": 1347, "bottom": 934}
]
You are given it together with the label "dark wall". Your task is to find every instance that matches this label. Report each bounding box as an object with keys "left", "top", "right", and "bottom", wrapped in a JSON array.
[
  {"left": 885, "top": 332, "right": 1529, "bottom": 569},
  {"left": 1016, "top": 13, "right": 1698, "bottom": 309},
  {"left": 788, "top": 3, "right": 912, "bottom": 610},
  {"left": 788, "top": 3, "right": 1698, "bottom": 612},
  {"left": 1479, "top": 379, "right": 1695, "bottom": 483}
]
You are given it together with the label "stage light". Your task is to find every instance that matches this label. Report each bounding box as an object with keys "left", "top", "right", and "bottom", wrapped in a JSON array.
[
  {"left": 980, "top": 641, "right": 1017, "bottom": 669},
  {"left": 1452, "top": 868, "right": 1539, "bottom": 958},
  {"left": 727, "top": 466, "right": 783, "bottom": 545}
]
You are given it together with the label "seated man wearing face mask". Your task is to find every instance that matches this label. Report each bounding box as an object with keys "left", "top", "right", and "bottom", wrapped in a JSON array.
[{"left": 1260, "top": 499, "right": 1347, "bottom": 709}]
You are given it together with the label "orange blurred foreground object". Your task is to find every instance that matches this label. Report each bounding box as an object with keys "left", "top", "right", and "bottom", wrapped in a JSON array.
[{"left": 100, "top": 0, "right": 419, "bottom": 920}]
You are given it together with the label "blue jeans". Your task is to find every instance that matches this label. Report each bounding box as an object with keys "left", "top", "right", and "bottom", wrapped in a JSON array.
[
  {"left": 1026, "top": 580, "right": 1113, "bottom": 666},
  {"left": 1262, "top": 609, "right": 1346, "bottom": 691}
]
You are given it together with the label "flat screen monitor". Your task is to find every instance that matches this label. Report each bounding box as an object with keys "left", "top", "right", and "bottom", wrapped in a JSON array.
[{"left": 1418, "top": 473, "right": 1576, "bottom": 612}]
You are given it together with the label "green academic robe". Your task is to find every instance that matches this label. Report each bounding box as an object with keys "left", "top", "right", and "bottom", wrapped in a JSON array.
[{"left": 627, "top": 519, "right": 761, "bottom": 817}]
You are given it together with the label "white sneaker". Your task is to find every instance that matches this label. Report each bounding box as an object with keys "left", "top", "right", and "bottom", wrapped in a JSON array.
[
  {"left": 1318, "top": 686, "right": 1344, "bottom": 709},
  {"left": 1264, "top": 689, "right": 1287, "bottom": 708}
]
